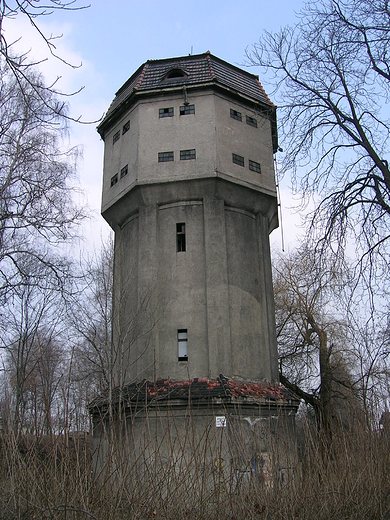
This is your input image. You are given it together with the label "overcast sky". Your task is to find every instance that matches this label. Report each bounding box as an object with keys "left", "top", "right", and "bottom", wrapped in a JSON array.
[{"left": 7, "top": 0, "right": 307, "bottom": 253}]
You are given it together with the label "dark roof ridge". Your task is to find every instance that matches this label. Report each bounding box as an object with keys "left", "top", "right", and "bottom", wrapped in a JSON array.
[
  {"left": 134, "top": 62, "right": 149, "bottom": 91},
  {"left": 206, "top": 52, "right": 217, "bottom": 80},
  {"left": 142, "top": 51, "right": 262, "bottom": 81},
  {"left": 115, "top": 62, "right": 145, "bottom": 97},
  {"left": 256, "top": 78, "right": 275, "bottom": 108}
]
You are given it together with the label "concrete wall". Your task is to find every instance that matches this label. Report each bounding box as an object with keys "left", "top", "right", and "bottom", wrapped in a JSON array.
[
  {"left": 103, "top": 87, "right": 280, "bottom": 386},
  {"left": 102, "top": 104, "right": 139, "bottom": 211},
  {"left": 111, "top": 183, "right": 279, "bottom": 385},
  {"left": 214, "top": 94, "right": 276, "bottom": 195},
  {"left": 91, "top": 400, "right": 298, "bottom": 490},
  {"left": 101, "top": 89, "right": 277, "bottom": 218}
]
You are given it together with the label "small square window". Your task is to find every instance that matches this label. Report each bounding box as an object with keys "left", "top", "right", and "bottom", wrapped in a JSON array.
[
  {"left": 158, "top": 151, "right": 174, "bottom": 162},
  {"left": 159, "top": 107, "right": 174, "bottom": 118},
  {"left": 230, "top": 108, "right": 242, "bottom": 122},
  {"left": 122, "top": 120, "right": 130, "bottom": 134},
  {"left": 178, "top": 329, "right": 188, "bottom": 361},
  {"left": 180, "top": 149, "right": 196, "bottom": 161},
  {"left": 232, "top": 153, "right": 245, "bottom": 167},
  {"left": 249, "top": 160, "right": 261, "bottom": 173},
  {"left": 180, "top": 104, "right": 195, "bottom": 115},
  {"left": 120, "top": 164, "right": 128, "bottom": 178},
  {"left": 177, "top": 222, "right": 186, "bottom": 252},
  {"left": 110, "top": 173, "right": 118, "bottom": 187},
  {"left": 246, "top": 115, "right": 258, "bottom": 128},
  {"left": 113, "top": 131, "right": 120, "bottom": 144}
]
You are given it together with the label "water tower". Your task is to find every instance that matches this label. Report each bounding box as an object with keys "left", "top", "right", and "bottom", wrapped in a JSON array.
[{"left": 92, "top": 52, "right": 298, "bottom": 478}]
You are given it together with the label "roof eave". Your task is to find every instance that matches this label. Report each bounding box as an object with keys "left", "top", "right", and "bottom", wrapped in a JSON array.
[{"left": 97, "top": 80, "right": 277, "bottom": 140}]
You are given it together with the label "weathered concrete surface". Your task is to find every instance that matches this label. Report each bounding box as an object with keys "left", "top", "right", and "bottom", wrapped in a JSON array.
[
  {"left": 94, "top": 54, "right": 296, "bottom": 474},
  {"left": 90, "top": 378, "right": 299, "bottom": 488},
  {"left": 100, "top": 85, "right": 280, "bottom": 386}
]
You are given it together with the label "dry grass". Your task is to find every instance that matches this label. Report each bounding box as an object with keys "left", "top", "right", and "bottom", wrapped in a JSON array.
[{"left": 1, "top": 420, "right": 390, "bottom": 520}]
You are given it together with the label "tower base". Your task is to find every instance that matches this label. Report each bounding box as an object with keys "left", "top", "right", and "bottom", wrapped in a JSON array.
[{"left": 90, "top": 376, "right": 299, "bottom": 489}]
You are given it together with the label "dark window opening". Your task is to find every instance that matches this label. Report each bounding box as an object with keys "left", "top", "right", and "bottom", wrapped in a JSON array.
[
  {"left": 180, "top": 104, "right": 195, "bottom": 115},
  {"left": 232, "top": 153, "right": 245, "bottom": 167},
  {"left": 159, "top": 107, "right": 174, "bottom": 118},
  {"left": 120, "top": 164, "right": 128, "bottom": 178},
  {"left": 158, "top": 151, "right": 174, "bottom": 162},
  {"left": 110, "top": 173, "right": 118, "bottom": 187},
  {"left": 246, "top": 115, "right": 258, "bottom": 128},
  {"left": 167, "top": 69, "right": 186, "bottom": 78},
  {"left": 122, "top": 120, "right": 130, "bottom": 134},
  {"left": 230, "top": 108, "right": 242, "bottom": 122},
  {"left": 180, "top": 149, "right": 196, "bottom": 161},
  {"left": 178, "top": 329, "right": 188, "bottom": 361},
  {"left": 177, "top": 222, "right": 186, "bottom": 252},
  {"left": 113, "top": 131, "right": 120, "bottom": 144},
  {"left": 249, "top": 160, "right": 261, "bottom": 173}
]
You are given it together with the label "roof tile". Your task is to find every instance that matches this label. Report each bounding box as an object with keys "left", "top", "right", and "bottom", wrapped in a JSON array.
[
  {"left": 90, "top": 375, "right": 299, "bottom": 410},
  {"left": 101, "top": 52, "right": 274, "bottom": 128}
]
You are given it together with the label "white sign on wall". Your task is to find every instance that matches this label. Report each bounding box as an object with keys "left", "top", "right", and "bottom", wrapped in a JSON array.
[{"left": 216, "top": 416, "right": 227, "bottom": 428}]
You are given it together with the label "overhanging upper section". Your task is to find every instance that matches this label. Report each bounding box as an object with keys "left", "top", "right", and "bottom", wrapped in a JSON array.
[{"left": 97, "top": 51, "right": 278, "bottom": 153}]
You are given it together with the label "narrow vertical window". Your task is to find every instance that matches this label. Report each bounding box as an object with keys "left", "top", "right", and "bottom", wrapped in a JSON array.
[
  {"left": 230, "top": 108, "right": 242, "bottom": 122},
  {"left": 120, "top": 164, "right": 128, "bottom": 178},
  {"left": 113, "top": 131, "right": 120, "bottom": 144},
  {"left": 122, "top": 120, "right": 130, "bottom": 134},
  {"left": 110, "top": 173, "right": 118, "bottom": 187},
  {"left": 232, "top": 153, "right": 245, "bottom": 167},
  {"left": 176, "top": 223, "right": 186, "bottom": 252},
  {"left": 178, "top": 329, "right": 188, "bottom": 361},
  {"left": 249, "top": 160, "right": 261, "bottom": 173}
]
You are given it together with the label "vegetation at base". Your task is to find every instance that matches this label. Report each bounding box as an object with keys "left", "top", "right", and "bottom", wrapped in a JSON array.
[{"left": 0, "top": 416, "right": 389, "bottom": 520}]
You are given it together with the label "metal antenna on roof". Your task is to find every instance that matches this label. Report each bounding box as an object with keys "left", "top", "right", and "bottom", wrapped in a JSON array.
[
  {"left": 274, "top": 153, "right": 285, "bottom": 252},
  {"left": 190, "top": 46, "right": 193, "bottom": 55}
]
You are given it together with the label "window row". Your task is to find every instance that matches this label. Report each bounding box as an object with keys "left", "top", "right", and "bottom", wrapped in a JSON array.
[
  {"left": 110, "top": 164, "right": 128, "bottom": 187},
  {"left": 110, "top": 153, "right": 259, "bottom": 187},
  {"left": 112, "top": 120, "right": 130, "bottom": 145},
  {"left": 158, "top": 149, "right": 196, "bottom": 162},
  {"left": 232, "top": 153, "right": 261, "bottom": 173},
  {"left": 230, "top": 108, "right": 258, "bottom": 128},
  {"left": 159, "top": 104, "right": 195, "bottom": 118},
  {"left": 113, "top": 106, "right": 256, "bottom": 145}
]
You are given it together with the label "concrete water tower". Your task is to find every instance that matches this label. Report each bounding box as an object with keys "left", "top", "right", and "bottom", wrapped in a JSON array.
[{"left": 92, "top": 52, "right": 298, "bottom": 475}]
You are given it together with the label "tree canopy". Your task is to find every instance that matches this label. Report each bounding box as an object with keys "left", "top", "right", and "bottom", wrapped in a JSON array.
[
  {"left": 0, "top": 62, "right": 84, "bottom": 301},
  {"left": 0, "top": 1, "right": 89, "bottom": 121},
  {"left": 248, "top": 0, "right": 390, "bottom": 280}
]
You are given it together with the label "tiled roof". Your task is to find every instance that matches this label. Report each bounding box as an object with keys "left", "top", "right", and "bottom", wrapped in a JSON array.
[
  {"left": 99, "top": 52, "right": 274, "bottom": 130},
  {"left": 89, "top": 375, "right": 299, "bottom": 411}
]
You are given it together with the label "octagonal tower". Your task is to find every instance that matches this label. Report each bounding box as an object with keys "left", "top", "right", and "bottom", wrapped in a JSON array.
[
  {"left": 92, "top": 52, "right": 299, "bottom": 483},
  {"left": 97, "top": 52, "right": 280, "bottom": 387}
]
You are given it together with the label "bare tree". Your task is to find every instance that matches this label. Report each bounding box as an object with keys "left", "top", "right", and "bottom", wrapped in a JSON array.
[
  {"left": 69, "top": 234, "right": 158, "bottom": 390},
  {"left": 0, "top": 0, "right": 89, "bottom": 121},
  {"left": 247, "top": 0, "right": 390, "bottom": 284},
  {"left": 0, "top": 60, "right": 85, "bottom": 302},
  {"left": 1, "top": 255, "right": 67, "bottom": 434},
  {"left": 346, "top": 311, "right": 390, "bottom": 426},
  {"left": 70, "top": 236, "right": 114, "bottom": 397},
  {"left": 273, "top": 243, "right": 357, "bottom": 440}
]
